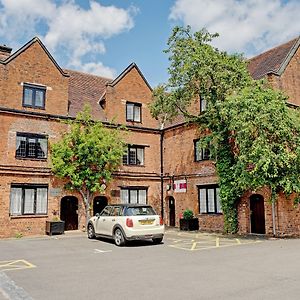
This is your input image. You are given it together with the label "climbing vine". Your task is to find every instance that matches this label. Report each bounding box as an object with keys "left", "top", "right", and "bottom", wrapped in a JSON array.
[{"left": 150, "top": 26, "right": 300, "bottom": 233}]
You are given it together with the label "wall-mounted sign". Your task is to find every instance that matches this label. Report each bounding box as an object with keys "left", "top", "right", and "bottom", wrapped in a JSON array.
[{"left": 173, "top": 179, "right": 187, "bottom": 193}]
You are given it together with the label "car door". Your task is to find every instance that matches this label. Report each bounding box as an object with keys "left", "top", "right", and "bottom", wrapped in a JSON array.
[
  {"left": 106, "top": 206, "right": 122, "bottom": 236},
  {"left": 95, "top": 206, "right": 112, "bottom": 235}
]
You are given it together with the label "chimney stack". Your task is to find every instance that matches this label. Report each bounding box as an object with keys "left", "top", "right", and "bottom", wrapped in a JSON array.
[{"left": 0, "top": 44, "right": 12, "bottom": 61}]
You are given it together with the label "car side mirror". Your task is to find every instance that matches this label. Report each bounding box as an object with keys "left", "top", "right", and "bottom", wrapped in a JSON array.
[{"left": 95, "top": 213, "right": 100, "bottom": 218}]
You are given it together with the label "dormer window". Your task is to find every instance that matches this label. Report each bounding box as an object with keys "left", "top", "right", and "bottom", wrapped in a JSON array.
[
  {"left": 23, "top": 83, "right": 46, "bottom": 109},
  {"left": 126, "top": 102, "right": 141, "bottom": 122}
]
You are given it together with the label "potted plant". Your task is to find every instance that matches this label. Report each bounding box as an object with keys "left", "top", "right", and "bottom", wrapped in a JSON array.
[
  {"left": 180, "top": 209, "right": 199, "bottom": 231},
  {"left": 46, "top": 210, "right": 65, "bottom": 236}
]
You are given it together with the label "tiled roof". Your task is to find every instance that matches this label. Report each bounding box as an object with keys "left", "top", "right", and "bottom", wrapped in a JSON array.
[
  {"left": 248, "top": 37, "right": 299, "bottom": 79},
  {"left": 66, "top": 69, "right": 112, "bottom": 120}
]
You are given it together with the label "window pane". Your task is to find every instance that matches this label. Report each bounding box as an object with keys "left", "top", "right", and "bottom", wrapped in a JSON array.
[
  {"left": 36, "top": 188, "right": 47, "bottom": 214},
  {"left": 136, "top": 148, "right": 144, "bottom": 165},
  {"left": 10, "top": 188, "right": 22, "bottom": 215},
  {"left": 35, "top": 90, "right": 45, "bottom": 107},
  {"left": 16, "top": 136, "right": 26, "bottom": 157},
  {"left": 129, "top": 147, "right": 136, "bottom": 165},
  {"left": 134, "top": 105, "right": 141, "bottom": 122},
  {"left": 24, "top": 189, "right": 35, "bottom": 214},
  {"left": 126, "top": 104, "right": 134, "bottom": 120},
  {"left": 216, "top": 188, "right": 222, "bottom": 213},
  {"left": 37, "top": 138, "right": 47, "bottom": 158},
  {"left": 203, "top": 148, "right": 210, "bottom": 160},
  {"left": 195, "top": 141, "right": 202, "bottom": 161},
  {"left": 199, "top": 188, "right": 207, "bottom": 213},
  {"left": 28, "top": 138, "right": 36, "bottom": 157},
  {"left": 122, "top": 149, "right": 128, "bottom": 165},
  {"left": 120, "top": 189, "right": 129, "bottom": 204},
  {"left": 200, "top": 97, "right": 207, "bottom": 112},
  {"left": 23, "top": 88, "right": 33, "bottom": 106},
  {"left": 207, "top": 189, "right": 215, "bottom": 213},
  {"left": 130, "top": 190, "right": 138, "bottom": 204},
  {"left": 138, "top": 189, "right": 147, "bottom": 204}
]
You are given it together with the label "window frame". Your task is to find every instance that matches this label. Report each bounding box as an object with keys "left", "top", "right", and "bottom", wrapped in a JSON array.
[
  {"left": 16, "top": 132, "right": 48, "bottom": 160},
  {"left": 10, "top": 184, "right": 48, "bottom": 216},
  {"left": 123, "top": 145, "right": 145, "bottom": 166},
  {"left": 120, "top": 187, "right": 148, "bottom": 204},
  {"left": 22, "top": 83, "right": 46, "bottom": 109},
  {"left": 126, "top": 101, "right": 142, "bottom": 123},
  {"left": 194, "top": 139, "right": 210, "bottom": 162},
  {"left": 198, "top": 185, "right": 222, "bottom": 214}
]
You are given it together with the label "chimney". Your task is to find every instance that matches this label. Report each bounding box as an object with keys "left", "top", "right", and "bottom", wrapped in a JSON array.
[{"left": 0, "top": 44, "right": 12, "bottom": 61}]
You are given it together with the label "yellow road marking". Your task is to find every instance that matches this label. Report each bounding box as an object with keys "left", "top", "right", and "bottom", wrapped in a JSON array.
[
  {"left": 191, "top": 242, "right": 197, "bottom": 250},
  {"left": 0, "top": 260, "right": 36, "bottom": 272},
  {"left": 236, "top": 238, "right": 241, "bottom": 244},
  {"left": 216, "top": 237, "right": 220, "bottom": 247}
]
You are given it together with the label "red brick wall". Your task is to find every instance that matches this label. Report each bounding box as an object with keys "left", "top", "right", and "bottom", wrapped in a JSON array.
[
  {"left": 105, "top": 67, "right": 159, "bottom": 129},
  {"left": 268, "top": 46, "right": 300, "bottom": 106},
  {"left": 0, "top": 41, "right": 69, "bottom": 116}
]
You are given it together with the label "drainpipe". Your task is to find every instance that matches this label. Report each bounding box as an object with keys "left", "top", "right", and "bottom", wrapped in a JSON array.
[
  {"left": 160, "top": 125, "right": 164, "bottom": 219},
  {"left": 272, "top": 201, "right": 276, "bottom": 236}
]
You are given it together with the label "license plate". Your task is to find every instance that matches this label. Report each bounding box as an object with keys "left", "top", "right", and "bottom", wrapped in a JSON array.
[{"left": 139, "top": 219, "right": 154, "bottom": 225}]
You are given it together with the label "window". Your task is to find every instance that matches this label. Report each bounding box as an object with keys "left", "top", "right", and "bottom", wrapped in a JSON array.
[
  {"left": 126, "top": 102, "right": 141, "bottom": 122},
  {"left": 120, "top": 188, "right": 147, "bottom": 204},
  {"left": 123, "top": 145, "right": 144, "bottom": 165},
  {"left": 16, "top": 133, "right": 48, "bottom": 159},
  {"left": 10, "top": 185, "right": 48, "bottom": 216},
  {"left": 198, "top": 185, "right": 222, "bottom": 214},
  {"left": 194, "top": 139, "right": 210, "bottom": 161},
  {"left": 23, "top": 84, "right": 46, "bottom": 109},
  {"left": 200, "top": 96, "right": 207, "bottom": 112}
]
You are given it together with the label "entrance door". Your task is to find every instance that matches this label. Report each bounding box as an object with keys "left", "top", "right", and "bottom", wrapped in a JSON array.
[
  {"left": 93, "top": 196, "right": 108, "bottom": 215},
  {"left": 169, "top": 197, "right": 175, "bottom": 227},
  {"left": 60, "top": 196, "right": 78, "bottom": 231},
  {"left": 250, "top": 194, "right": 265, "bottom": 234}
]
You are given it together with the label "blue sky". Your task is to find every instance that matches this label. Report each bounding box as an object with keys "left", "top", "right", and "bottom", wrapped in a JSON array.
[{"left": 0, "top": 0, "right": 299, "bottom": 87}]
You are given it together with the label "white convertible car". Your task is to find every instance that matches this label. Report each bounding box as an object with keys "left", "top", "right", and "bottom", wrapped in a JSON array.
[{"left": 87, "top": 204, "right": 165, "bottom": 246}]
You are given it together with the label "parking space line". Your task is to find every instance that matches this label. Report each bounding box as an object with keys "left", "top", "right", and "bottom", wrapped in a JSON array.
[
  {"left": 216, "top": 237, "right": 220, "bottom": 247},
  {"left": 0, "top": 260, "right": 36, "bottom": 272}
]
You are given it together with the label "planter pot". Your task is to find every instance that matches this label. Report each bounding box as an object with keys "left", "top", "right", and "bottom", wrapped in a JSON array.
[
  {"left": 180, "top": 218, "right": 199, "bottom": 231},
  {"left": 46, "top": 221, "right": 65, "bottom": 236}
]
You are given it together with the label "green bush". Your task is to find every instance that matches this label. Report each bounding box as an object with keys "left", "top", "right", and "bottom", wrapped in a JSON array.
[{"left": 183, "top": 209, "right": 194, "bottom": 220}]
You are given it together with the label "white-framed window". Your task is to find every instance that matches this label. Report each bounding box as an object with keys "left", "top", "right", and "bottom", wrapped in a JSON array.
[
  {"left": 120, "top": 188, "right": 147, "bottom": 204},
  {"left": 10, "top": 185, "right": 48, "bottom": 216},
  {"left": 126, "top": 102, "right": 141, "bottom": 122},
  {"left": 123, "top": 145, "right": 145, "bottom": 165},
  {"left": 194, "top": 139, "right": 210, "bottom": 161},
  {"left": 198, "top": 185, "right": 222, "bottom": 214}
]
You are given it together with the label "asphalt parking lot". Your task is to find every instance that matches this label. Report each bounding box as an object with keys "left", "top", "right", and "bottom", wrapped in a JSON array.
[{"left": 1, "top": 229, "right": 300, "bottom": 300}]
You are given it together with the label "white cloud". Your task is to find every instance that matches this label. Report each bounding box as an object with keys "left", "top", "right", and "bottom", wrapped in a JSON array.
[
  {"left": 170, "top": 0, "right": 300, "bottom": 56},
  {"left": 0, "top": 0, "right": 136, "bottom": 77},
  {"left": 78, "top": 62, "right": 115, "bottom": 78}
]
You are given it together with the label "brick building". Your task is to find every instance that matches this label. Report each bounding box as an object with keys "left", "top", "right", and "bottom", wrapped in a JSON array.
[
  {"left": 162, "top": 36, "right": 300, "bottom": 236},
  {"left": 0, "top": 36, "right": 299, "bottom": 238},
  {"left": 0, "top": 37, "right": 161, "bottom": 238}
]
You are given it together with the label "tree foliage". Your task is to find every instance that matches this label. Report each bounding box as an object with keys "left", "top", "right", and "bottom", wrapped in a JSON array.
[
  {"left": 51, "top": 106, "right": 126, "bottom": 225},
  {"left": 150, "top": 26, "right": 300, "bottom": 233}
]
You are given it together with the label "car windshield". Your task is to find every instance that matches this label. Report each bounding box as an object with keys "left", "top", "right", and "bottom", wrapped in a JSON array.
[{"left": 125, "top": 206, "right": 156, "bottom": 216}]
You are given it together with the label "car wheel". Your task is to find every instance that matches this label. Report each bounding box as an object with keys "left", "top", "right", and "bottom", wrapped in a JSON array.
[
  {"left": 87, "top": 224, "right": 95, "bottom": 239},
  {"left": 152, "top": 237, "right": 163, "bottom": 244},
  {"left": 114, "top": 228, "right": 125, "bottom": 246}
]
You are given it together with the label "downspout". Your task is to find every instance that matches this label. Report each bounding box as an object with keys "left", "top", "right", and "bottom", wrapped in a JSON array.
[
  {"left": 160, "top": 124, "right": 164, "bottom": 218},
  {"left": 272, "top": 201, "right": 276, "bottom": 236}
]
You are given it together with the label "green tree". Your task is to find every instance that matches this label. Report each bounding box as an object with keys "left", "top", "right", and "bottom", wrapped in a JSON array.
[
  {"left": 150, "top": 26, "right": 300, "bottom": 233},
  {"left": 51, "top": 106, "right": 126, "bottom": 227}
]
